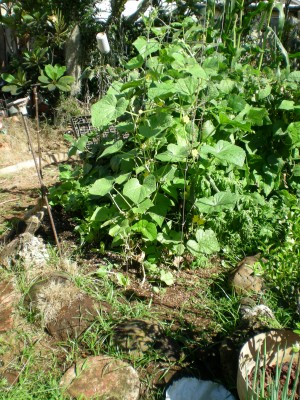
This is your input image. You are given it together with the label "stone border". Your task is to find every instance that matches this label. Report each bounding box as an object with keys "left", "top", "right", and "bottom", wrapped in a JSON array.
[{"left": 0, "top": 152, "right": 72, "bottom": 176}]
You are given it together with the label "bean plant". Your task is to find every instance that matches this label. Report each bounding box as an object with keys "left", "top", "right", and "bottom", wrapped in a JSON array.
[{"left": 50, "top": 15, "right": 300, "bottom": 293}]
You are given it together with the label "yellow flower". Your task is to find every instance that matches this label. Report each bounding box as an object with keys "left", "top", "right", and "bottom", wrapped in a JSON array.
[
  {"left": 192, "top": 215, "right": 205, "bottom": 225},
  {"left": 191, "top": 149, "right": 198, "bottom": 159},
  {"left": 182, "top": 115, "right": 190, "bottom": 124}
]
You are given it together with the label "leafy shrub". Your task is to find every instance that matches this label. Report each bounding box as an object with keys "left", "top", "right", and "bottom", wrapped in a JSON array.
[
  {"left": 263, "top": 206, "right": 300, "bottom": 313},
  {"left": 50, "top": 17, "right": 300, "bottom": 277}
]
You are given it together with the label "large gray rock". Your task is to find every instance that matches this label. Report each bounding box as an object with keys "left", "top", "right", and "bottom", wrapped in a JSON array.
[
  {"left": 60, "top": 355, "right": 140, "bottom": 399},
  {"left": 0, "top": 232, "right": 49, "bottom": 269},
  {"left": 239, "top": 302, "right": 280, "bottom": 330}
]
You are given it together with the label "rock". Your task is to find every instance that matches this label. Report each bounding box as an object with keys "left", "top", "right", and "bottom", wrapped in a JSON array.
[
  {"left": 113, "top": 319, "right": 162, "bottom": 355},
  {"left": 24, "top": 272, "right": 103, "bottom": 339},
  {"left": 60, "top": 355, "right": 140, "bottom": 400},
  {"left": 113, "top": 319, "right": 181, "bottom": 360},
  {"left": 229, "top": 255, "right": 264, "bottom": 295},
  {"left": 24, "top": 272, "right": 70, "bottom": 315},
  {"left": 0, "top": 232, "right": 49, "bottom": 269},
  {"left": 0, "top": 279, "right": 20, "bottom": 332},
  {"left": 23, "top": 198, "right": 47, "bottom": 234},
  {"left": 24, "top": 215, "right": 42, "bottom": 235},
  {"left": 240, "top": 303, "right": 280, "bottom": 330},
  {"left": 46, "top": 294, "right": 102, "bottom": 341}
]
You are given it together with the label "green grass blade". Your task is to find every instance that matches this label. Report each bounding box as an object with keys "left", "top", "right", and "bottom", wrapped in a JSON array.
[{"left": 267, "top": 26, "right": 290, "bottom": 72}]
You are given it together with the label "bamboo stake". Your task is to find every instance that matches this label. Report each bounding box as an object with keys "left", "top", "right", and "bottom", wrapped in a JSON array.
[{"left": 19, "top": 108, "right": 62, "bottom": 257}]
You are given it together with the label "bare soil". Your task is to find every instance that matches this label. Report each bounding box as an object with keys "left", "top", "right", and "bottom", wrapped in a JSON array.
[{"left": 0, "top": 116, "right": 68, "bottom": 231}]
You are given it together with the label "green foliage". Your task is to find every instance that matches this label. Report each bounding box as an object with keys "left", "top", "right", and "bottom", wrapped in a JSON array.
[
  {"left": 262, "top": 207, "right": 300, "bottom": 314},
  {"left": 50, "top": 16, "right": 300, "bottom": 281},
  {"left": 1, "top": 64, "right": 74, "bottom": 97},
  {"left": 1, "top": 69, "right": 30, "bottom": 95},
  {"left": 22, "top": 47, "right": 49, "bottom": 70},
  {"left": 38, "top": 64, "right": 74, "bottom": 92}
]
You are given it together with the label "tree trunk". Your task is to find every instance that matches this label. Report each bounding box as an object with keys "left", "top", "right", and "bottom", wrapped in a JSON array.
[{"left": 65, "top": 24, "right": 81, "bottom": 96}]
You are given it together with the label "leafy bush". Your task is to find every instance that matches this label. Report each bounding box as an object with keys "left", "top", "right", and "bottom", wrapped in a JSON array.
[
  {"left": 50, "top": 17, "right": 300, "bottom": 279},
  {"left": 263, "top": 206, "right": 300, "bottom": 313}
]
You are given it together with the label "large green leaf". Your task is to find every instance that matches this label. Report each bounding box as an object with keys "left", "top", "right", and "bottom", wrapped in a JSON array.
[
  {"left": 125, "top": 55, "right": 144, "bottom": 70},
  {"left": 159, "top": 270, "right": 174, "bottom": 286},
  {"left": 279, "top": 100, "right": 295, "bottom": 110},
  {"left": 38, "top": 74, "right": 50, "bottom": 84},
  {"left": 133, "top": 37, "right": 160, "bottom": 59},
  {"left": 45, "top": 64, "right": 66, "bottom": 80},
  {"left": 200, "top": 140, "right": 246, "bottom": 167},
  {"left": 202, "top": 56, "right": 225, "bottom": 76},
  {"left": 219, "top": 112, "right": 251, "bottom": 131},
  {"left": 91, "top": 94, "right": 129, "bottom": 127},
  {"left": 132, "top": 198, "right": 154, "bottom": 214},
  {"left": 228, "top": 95, "right": 247, "bottom": 113},
  {"left": 202, "top": 120, "right": 216, "bottom": 139},
  {"left": 89, "top": 177, "right": 114, "bottom": 196},
  {"left": 195, "top": 192, "right": 238, "bottom": 213},
  {"left": 187, "top": 64, "right": 207, "bottom": 79},
  {"left": 91, "top": 205, "right": 116, "bottom": 222},
  {"left": 257, "top": 84, "right": 271, "bottom": 100},
  {"left": 58, "top": 76, "right": 75, "bottom": 85},
  {"left": 56, "top": 82, "right": 72, "bottom": 92},
  {"left": 293, "top": 165, "right": 300, "bottom": 177},
  {"left": 68, "top": 135, "right": 89, "bottom": 154},
  {"left": 123, "top": 175, "right": 156, "bottom": 204},
  {"left": 287, "top": 71, "right": 300, "bottom": 82},
  {"left": 156, "top": 144, "right": 189, "bottom": 162},
  {"left": 216, "top": 78, "right": 235, "bottom": 94},
  {"left": 131, "top": 220, "right": 157, "bottom": 241},
  {"left": 187, "top": 229, "right": 220, "bottom": 255},
  {"left": 47, "top": 83, "right": 56, "bottom": 91},
  {"left": 115, "top": 172, "right": 131, "bottom": 185},
  {"left": 98, "top": 140, "right": 124, "bottom": 159},
  {"left": 139, "top": 113, "right": 174, "bottom": 138},
  {"left": 121, "top": 79, "right": 144, "bottom": 91},
  {"left": 157, "top": 229, "right": 181, "bottom": 244},
  {"left": 175, "top": 76, "right": 198, "bottom": 98},
  {"left": 1, "top": 73, "right": 16, "bottom": 83},
  {"left": 148, "top": 81, "right": 176, "bottom": 100},
  {"left": 2, "top": 84, "right": 20, "bottom": 94},
  {"left": 287, "top": 122, "right": 300, "bottom": 147},
  {"left": 247, "top": 107, "right": 270, "bottom": 126},
  {"left": 148, "top": 194, "right": 172, "bottom": 227}
]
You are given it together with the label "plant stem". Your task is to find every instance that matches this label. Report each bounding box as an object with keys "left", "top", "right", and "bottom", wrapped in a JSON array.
[
  {"left": 236, "top": 0, "right": 244, "bottom": 52},
  {"left": 258, "top": 0, "right": 275, "bottom": 71}
]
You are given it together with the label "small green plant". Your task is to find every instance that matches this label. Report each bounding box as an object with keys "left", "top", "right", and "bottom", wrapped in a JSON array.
[
  {"left": 38, "top": 64, "right": 74, "bottom": 92},
  {"left": 1, "top": 68, "right": 30, "bottom": 95},
  {"left": 246, "top": 339, "right": 300, "bottom": 400},
  {"left": 22, "top": 47, "right": 49, "bottom": 70}
]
